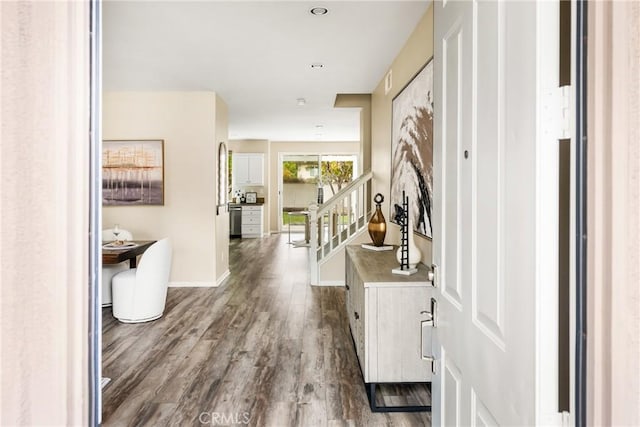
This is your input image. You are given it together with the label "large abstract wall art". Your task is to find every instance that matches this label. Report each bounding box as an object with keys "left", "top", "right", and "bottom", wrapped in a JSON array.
[{"left": 390, "top": 60, "right": 433, "bottom": 238}]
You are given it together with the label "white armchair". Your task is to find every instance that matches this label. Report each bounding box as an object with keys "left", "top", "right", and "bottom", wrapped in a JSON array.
[
  {"left": 112, "top": 238, "right": 172, "bottom": 323},
  {"left": 101, "top": 228, "right": 134, "bottom": 307}
]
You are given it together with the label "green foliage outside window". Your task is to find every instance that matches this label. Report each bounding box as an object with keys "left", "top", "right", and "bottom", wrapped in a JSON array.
[
  {"left": 321, "top": 161, "right": 353, "bottom": 195},
  {"left": 283, "top": 161, "right": 318, "bottom": 183},
  {"left": 283, "top": 161, "right": 299, "bottom": 182}
]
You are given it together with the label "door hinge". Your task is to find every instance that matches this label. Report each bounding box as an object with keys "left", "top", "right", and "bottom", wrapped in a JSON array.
[
  {"left": 559, "top": 85, "right": 571, "bottom": 139},
  {"left": 542, "top": 85, "right": 572, "bottom": 140}
]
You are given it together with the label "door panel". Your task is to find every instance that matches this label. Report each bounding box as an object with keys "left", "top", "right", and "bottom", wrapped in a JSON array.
[
  {"left": 473, "top": 0, "right": 506, "bottom": 348},
  {"left": 443, "top": 351, "right": 462, "bottom": 427},
  {"left": 442, "top": 18, "right": 464, "bottom": 309},
  {"left": 472, "top": 391, "right": 500, "bottom": 426}
]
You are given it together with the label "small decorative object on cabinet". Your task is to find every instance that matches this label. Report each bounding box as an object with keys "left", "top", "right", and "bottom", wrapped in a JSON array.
[
  {"left": 245, "top": 192, "right": 257, "bottom": 204},
  {"left": 392, "top": 191, "right": 421, "bottom": 275},
  {"left": 363, "top": 193, "right": 393, "bottom": 251},
  {"left": 345, "top": 245, "right": 433, "bottom": 412}
]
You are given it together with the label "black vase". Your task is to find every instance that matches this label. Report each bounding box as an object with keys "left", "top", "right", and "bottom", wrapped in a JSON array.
[{"left": 368, "top": 193, "right": 387, "bottom": 246}]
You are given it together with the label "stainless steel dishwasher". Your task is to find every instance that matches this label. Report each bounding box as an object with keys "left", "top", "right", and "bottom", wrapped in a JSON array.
[{"left": 229, "top": 205, "right": 242, "bottom": 238}]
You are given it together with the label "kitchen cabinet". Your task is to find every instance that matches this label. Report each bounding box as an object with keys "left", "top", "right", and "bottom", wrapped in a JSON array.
[
  {"left": 233, "top": 153, "right": 264, "bottom": 186},
  {"left": 241, "top": 205, "right": 263, "bottom": 238},
  {"left": 345, "top": 245, "right": 433, "bottom": 412}
]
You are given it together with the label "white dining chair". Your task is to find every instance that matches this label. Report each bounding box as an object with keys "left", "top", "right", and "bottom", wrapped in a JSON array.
[
  {"left": 111, "top": 238, "right": 172, "bottom": 323},
  {"left": 101, "top": 228, "right": 134, "bottom": 307}
]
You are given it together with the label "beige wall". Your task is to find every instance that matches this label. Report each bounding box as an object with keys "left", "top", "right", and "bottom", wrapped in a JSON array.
[
  {"left": 103, "top": 92, "right": 221, "bottom": 285},
  {"left": 587, "top": 1, "right": 640, "bottom": 425},
  {"left": 335, "top": 94, "right": 371, "bottom": 175},
  {"left": 268, "top": 141, "right": 360, "bottom": 232},
  {"left": 1, "top": 1, "right": 90, "bottom": 424},
  {"left": 215, "top": 95, "right": 230, "bottom": 283},
  {"left": 371, "top": 5, "right": 433, "bottom": 261}
]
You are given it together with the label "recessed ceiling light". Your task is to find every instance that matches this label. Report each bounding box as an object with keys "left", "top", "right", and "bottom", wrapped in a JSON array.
[
  {"left": 311, "top": 63, "right": 324, "bottom": 69},
  {"left": 297, "top": 98, "right": 306, "bottom": 106},
  {"left": 310, "top": 7, "right": 328, "bottom": 16},
  {"left": 315, "top": 124, "right": 324, "bottom": 129}
]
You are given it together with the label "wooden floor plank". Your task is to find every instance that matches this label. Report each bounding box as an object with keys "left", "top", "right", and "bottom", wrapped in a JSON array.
[{"left": 102, "top": 233, "right": 430, "bottom": 426}]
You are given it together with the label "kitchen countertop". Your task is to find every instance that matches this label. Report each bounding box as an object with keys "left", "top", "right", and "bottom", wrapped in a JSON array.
[{"left": 229, "top": 202, "right": 264, "bottom": 207}]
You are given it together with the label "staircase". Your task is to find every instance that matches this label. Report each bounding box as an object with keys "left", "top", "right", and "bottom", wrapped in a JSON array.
[{"left": 309, "top": 171, "right": 373, "bottom": 285}]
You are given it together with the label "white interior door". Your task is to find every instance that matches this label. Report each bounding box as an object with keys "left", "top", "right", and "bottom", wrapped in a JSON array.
[{"left": 432, "top": 0, "right": 561, "bottom": 425}]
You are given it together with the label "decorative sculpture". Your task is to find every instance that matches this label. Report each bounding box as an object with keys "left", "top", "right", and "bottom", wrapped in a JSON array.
[
  {"left": 368, "top": 193, "right": 387, "bottom": 246},
  {"left": 392, "top": 191, "right": 421, "bottom": 275},
  {"left": 362, "top": 193, "right": 393, "bottom": 251}
]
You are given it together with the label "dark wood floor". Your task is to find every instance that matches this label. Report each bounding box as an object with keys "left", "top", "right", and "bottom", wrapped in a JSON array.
[{"left": 102, "top": 233, "right": 430, "bottom": 426}]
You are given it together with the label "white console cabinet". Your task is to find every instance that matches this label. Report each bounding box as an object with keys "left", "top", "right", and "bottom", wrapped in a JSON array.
[
  {"left": 345, "top": 245, "right": 433, "bottom": 412},
  {"left": 241, "top": 205, "right": 263, "bottom": 238}
]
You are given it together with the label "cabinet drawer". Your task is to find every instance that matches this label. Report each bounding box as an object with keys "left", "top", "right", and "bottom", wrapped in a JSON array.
[
  {"left": 241, "top": 211, "right": 261, "bottom": 219},
  {"left": 242, "top": 205, "right": 262, "bottom": 212},
  {"left": 241, "top": 216, "right": 260, "bottom": 225},
  {"left": 242, "top": 225, "right": 261, "bottom": 235}
]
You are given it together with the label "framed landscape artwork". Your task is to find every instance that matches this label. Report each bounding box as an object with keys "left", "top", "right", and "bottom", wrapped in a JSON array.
[
  {"left": 103, "top": 139, "right": 164, "bottom": 206},
  {"left": 390, "top": 59, "right": 433, "bottom": 239}
]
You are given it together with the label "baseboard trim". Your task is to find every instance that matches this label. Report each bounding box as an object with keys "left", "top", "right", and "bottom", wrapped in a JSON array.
[
  {"left": 169, "top": 281, "right": 216, "bottom": 288},
  {"left": 314, "top": 280, "right": 345, "bottom": 287},
  {"left": 216, "top": 270, "right": 231, "bottom": 287}
]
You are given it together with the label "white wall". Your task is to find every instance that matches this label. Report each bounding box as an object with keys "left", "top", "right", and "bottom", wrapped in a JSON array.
[
  {"left": 103, "top": 92, "right": 221, "bottom": 285},
  {"left": 1, "top": 2, "right": 90, "bottom": 424},
  {"left": 371, "top": 6, "right": 433, "bottom": 261}
]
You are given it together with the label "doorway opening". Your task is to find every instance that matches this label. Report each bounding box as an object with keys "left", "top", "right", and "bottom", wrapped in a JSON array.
[{"left": 278, "top": 153, "right": 358, "bottom": 235}]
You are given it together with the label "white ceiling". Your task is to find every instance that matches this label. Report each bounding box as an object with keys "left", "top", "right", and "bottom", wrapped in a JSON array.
[{"left": 103, "top": 1, "right": 430, "bottom": 142}]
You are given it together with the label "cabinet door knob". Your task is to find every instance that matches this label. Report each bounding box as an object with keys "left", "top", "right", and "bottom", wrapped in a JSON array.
[
  {"left": 354, "top": 311, "right": 360, "bottom": 320},
  {"left": 345, "top": 284, "right": 350, "bottom": 290}
]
